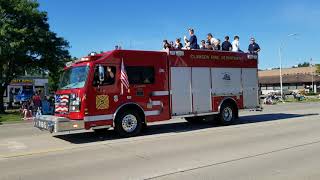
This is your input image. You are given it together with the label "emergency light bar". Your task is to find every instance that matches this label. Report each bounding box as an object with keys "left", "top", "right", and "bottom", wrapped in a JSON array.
[
  {"left": 65, "top": 57, "right": 91, "bottom": 67},
  {"left": 247, "top": 54, "right": 258, "bottom": 60}
]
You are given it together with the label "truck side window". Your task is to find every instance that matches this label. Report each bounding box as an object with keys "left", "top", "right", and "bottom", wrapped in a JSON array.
[
  {"left": 93, "top": 66, "right": 116, "bottom": 86},
  {"left": 126, "top": 66, "right": 155, "bottom": 85}
]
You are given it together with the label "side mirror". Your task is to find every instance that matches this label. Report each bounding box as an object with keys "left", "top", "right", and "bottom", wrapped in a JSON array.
[{"left": 98, "top": 65, "right": 105, "bottom": 82}]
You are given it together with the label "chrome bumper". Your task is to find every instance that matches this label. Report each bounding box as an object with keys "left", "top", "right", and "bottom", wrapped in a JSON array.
[{"left": 34, "top": 115, "right": 85, "bottom": 133}]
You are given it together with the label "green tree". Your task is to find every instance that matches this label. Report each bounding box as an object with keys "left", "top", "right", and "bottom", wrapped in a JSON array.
[
  {"left": 297, "top": 62, "right": 310, "bottom": 67},
  {"left": 316, "top": 64, "right": 320, "bottom": 74},
  {"left": 0, "top": 0, "right": 70, "bottom": 113},
  {"left": 48, "top": 57, "right": 76, "bottom": 92}
]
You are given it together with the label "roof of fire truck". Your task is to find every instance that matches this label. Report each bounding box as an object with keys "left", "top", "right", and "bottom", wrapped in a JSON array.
[{"left": 65, "top": 49, "right": 258, "bottom": 69}]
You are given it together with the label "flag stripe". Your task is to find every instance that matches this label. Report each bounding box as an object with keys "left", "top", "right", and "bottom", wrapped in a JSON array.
[{"left": 120, "top": 60, "right": 130, "bottom": 90}]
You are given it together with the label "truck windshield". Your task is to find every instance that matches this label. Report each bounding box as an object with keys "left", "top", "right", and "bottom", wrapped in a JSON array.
[{"left": 58, "top": 66, "right": 89, "bottom": 90}]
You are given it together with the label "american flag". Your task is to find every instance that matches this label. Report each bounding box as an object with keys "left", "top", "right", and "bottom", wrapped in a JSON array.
[
  {"left": 120, "top": 59, "right": 130, "bottom": 94},
  {"left": 55, "top": 95, "right": 69, "bottom": 113}
]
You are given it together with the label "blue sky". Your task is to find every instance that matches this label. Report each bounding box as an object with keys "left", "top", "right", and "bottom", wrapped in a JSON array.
[{"left": 38, "top": 0, "right": 320, "bottom": 69}]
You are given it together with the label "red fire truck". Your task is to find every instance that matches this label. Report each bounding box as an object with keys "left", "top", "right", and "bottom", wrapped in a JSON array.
[{"left": 34, "top": 49, "right": 260, "bottom": 137}]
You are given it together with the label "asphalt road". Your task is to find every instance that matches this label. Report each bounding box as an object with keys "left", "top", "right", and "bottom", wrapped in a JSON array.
[{"left": 0, "top": 102, "right": 319, "bottom": 180}]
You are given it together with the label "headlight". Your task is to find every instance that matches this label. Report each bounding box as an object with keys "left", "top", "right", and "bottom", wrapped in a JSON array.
[
  {"left": 70, "top": 105, "right": 80, "bottom": 112},
  {"left": 70, "top": 94, "right": 77, "bottom": 99},
  {"left": 69, "top": 94, "right": 81, "bottom": 112}
]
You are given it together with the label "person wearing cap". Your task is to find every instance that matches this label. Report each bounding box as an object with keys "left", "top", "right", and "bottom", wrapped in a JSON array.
[
  {"left": 206, "top": 33, "right": 218, "bottom": 50},
  {"left": 184, "top": 28, "right": 198, "bottom": 50},
  {"left": 248, "top": 38, "right": 261, "bottom": 54}
]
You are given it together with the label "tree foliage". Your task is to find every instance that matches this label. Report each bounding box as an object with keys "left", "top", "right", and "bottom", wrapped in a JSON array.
[
  {"left": 297, "top": 62, "right": 310, "bottom": 67},
  {"left": 316, "top": 64, "right": 320, "bottom": 74},
  {"left": 0, "top": 0, "right": 70, "bottom": 112}
]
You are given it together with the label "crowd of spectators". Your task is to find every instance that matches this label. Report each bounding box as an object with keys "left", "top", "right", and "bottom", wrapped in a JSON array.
[
  {"left": 163, "top": 28, "right": 261, "bottom": 54},
  {"left": 21, "top": 91, "right": 54, "bottom": 120}
]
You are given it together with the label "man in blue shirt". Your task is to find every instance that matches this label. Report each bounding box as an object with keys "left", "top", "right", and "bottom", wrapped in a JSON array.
[
  {"left": 248, "top": 38, "right": 261, "bottom": 54},
  {"left": 221, "top": 36, "right": 232, "bottom": 51},
  {"left": 184, "top": 28, "right": 198, "bottom": 49}
]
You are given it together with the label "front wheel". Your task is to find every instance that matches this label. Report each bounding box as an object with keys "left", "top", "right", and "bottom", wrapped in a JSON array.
[
  {"left": 218, "top": 103, "right": 236, "bottom": 125},
  {"left": 114, "top": 110, "right": 142, "bottom": 138}
]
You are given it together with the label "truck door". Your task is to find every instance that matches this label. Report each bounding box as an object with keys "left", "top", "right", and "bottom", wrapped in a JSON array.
[
  {"left": 86, "top": 64, "right": 119, "bottom": 124},
  {"left": 242, "top": 68, "right": 259, "bottom": 108},
  {"left": 123, "top": 52, "right": 170, "bottom": 122}
]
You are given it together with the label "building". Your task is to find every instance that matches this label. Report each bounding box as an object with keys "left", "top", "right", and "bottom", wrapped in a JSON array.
[
  {"left": 3, "top": 76, "right": 49, "bottom": 104},
  {"left": 259, "top": 67, "right": 320, "bottom": 95}
]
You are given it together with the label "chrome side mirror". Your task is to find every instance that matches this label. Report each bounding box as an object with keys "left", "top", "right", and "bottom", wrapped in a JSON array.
[{"left": 98, "top": 65, "right": 105, "bottom": 82}]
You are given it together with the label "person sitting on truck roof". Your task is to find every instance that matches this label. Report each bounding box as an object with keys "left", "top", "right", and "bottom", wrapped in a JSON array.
[
  {"left": 213, "top": 39, "right": 221, "bottom": 51},
  {"left": 184, "top": 28, "right": 198, "bottom": 50},
  {"left": 222, "top": 36, "right": 232, "bottom": 51},
  {"left": 174, "top": 38, "right": 183, "bottom": 50},
  {"left": 248, "top": 37, "right": 261, "bottom": 54},
  {"left": 232, "top": 36, "right": 241, "bottom": 52},
  {"left": 170, "top": 41, "right": 175, "bottom": 49},
  {"left": 206, "top": 33, "right": 218, "bottom": 50},
  {"left": 200, "top": 40, "right": 206, "bottom": 50},
  {"left": 163, "top": 40, "right": 171, "bottom": 50}
]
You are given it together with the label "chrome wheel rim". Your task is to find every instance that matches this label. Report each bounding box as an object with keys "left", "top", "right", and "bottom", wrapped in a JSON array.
[
  {"left": 122, "top": 114, "right": 138, "bottom": 133},
  {"left": 223, "top": 107, "right": 233, "bottom": 122}
]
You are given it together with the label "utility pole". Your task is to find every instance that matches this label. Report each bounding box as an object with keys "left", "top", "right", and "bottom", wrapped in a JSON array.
[
  {"left": 310, "top": 58, "right": 314, "bottom": 93},
  {"left": 278, "top": 47, "right": 283, "bottom": 98},
  {"left": 279, "top": 33, "right": 299, "bottom": 100}
]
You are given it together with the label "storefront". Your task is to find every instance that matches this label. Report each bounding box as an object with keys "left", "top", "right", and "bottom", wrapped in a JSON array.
[
  {"left": 3, "top": 77, "right": 48, "bottom": 104},
  {"left": 259, "top": 67, "right": 320, "bottom": 95}
]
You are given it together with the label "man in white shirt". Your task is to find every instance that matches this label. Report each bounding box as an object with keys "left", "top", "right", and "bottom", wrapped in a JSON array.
[
  {"left": 206, "top": 33, "right": 218, "bottom": 50},
  {"left": 232, "top": 35, "right": 240, "bottom": 52}
]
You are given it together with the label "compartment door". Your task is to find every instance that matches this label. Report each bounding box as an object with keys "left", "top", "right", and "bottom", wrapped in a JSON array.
[
  {"left": 192, "top": 67, "right": 212, "bottom": 113},
  {"left": 170, "top": 67, "right": 192, "bottom": 116},
  {"left": 242, "top": 68, "right": 259, "bottom": 108}
]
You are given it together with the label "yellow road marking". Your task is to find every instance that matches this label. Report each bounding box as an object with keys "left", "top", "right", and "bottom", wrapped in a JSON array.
[
  {"left": 0, "top": 143, "right": 107, "bottom": 159},
  {"left": 0, "top": 147, "right": 73, "bottom": 159}
]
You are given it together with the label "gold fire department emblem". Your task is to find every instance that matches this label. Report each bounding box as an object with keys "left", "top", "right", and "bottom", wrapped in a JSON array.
[{"left": 96, "top": 95, "right": 109, "bottom": 110}]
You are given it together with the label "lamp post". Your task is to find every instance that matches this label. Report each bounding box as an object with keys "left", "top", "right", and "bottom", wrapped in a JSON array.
[
  {"left": 278, "top": 33, "right": 299, "bottom": 99},
  {"left": 310, "top": 58, "right": 314, "bottom": 93}
]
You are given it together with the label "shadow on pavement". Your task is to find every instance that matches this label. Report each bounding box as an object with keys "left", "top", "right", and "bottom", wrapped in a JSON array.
[
  {"left": 56, "top": 113, "right": 319, "bottom": 144},
  {"left": 239, "top": 113, "right": 319, "bottom": 124}
]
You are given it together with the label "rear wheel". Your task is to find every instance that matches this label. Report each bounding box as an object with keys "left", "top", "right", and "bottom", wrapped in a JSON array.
[
  {"left": 115, "top": 110, "right": 142, "bottom": 138},
  {"left": 218, "top": 103, "right": 236, "bottom": 125}
]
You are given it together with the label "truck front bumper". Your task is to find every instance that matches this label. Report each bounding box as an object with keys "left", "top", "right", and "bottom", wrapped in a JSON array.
[{"left": 34, "top": 115, "right": 85, "bottom": 133}]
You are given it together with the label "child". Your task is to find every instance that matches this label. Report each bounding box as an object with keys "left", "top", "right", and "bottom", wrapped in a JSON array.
[
  {"left": 200, "top": 40, "right": 206, "bottom": 49},
  {"left": 232, "top": 36, "right": 240, "bottom": 52},
  {"left": 175, "top": 38, "right": 183, "bottom": 49},
  {"left": 21, "top": 100, "right": 33, "bottom": 120}
]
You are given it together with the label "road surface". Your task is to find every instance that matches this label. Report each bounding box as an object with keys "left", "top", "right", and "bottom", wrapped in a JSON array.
[{"left": 0, "top": 102, "right": 319, "bottom": 180}]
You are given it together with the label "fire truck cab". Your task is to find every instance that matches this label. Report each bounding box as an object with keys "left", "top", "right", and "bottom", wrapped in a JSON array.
[{"left": 34, "top": 49, "right": 260, "bottom": 137}]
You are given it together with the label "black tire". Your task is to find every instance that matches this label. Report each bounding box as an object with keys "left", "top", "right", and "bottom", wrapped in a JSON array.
[
  {"left": 114, "top": 110, "right": 142, "bottom": 138},
  {"left": 218, "top": 103, "right": 236, "bottom": 125},
  {"left": 141, "top": 122, "right": 148, "bottom": 132},
  {"left": 185, "top": 116, "right": 205, "bottom": 124}
]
